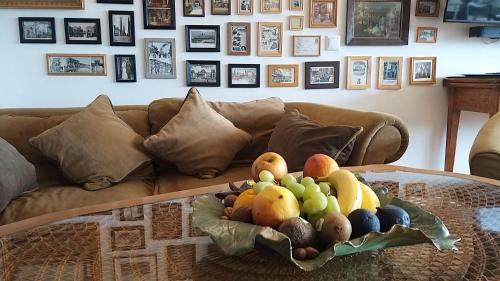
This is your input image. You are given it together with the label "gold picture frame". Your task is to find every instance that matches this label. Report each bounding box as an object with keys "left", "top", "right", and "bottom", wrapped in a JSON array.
[
  {"left": 237, "top": 0, "right": 253, "bottom": 14},
  {"left": 410, "top": 57, "right": 437, "bottom": 85},
  {"left": 257, "top": 22, "right": 283, "bottom": 57},
  {"left": 377, "top": 56, "right": 403, "bottom": 90},
  {"left": 289, "top": 15, "right": 304, "bottom": 30},
  {"left": 347, "top": 56, "right": 371, "bottom": 90},
  {"left": 289, "top": 0, "right": 302, "bottom": 10},
  {"left": 268, "top": 64, "right": 299, "bottom": 87},
  {"left": 0, "top": 0, "right": 84, "bottom": 9},
  {"left": 260, "top": 0, "right": 281, "bottom": 13},
  {"left": 46, "top": 54, "right": 107, "bottom": 76},
  {"left": 309, "top": 0, "right": 337, "bottom": 28},
  {"left": 416, "top": 27, "right": 438, "bottom": 43}
]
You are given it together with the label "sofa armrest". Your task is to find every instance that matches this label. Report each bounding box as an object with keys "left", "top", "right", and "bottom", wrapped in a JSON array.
[
  {"left": 469, "top": 112, "right": 500, "bottom": 180},
  {"left": 285, "top": 103, "right": 409, "bottom": 166}
]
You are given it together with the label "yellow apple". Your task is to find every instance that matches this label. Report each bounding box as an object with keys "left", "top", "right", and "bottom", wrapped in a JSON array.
[{"left": 251, "top": 152, "right": 288, "bottom": 182}]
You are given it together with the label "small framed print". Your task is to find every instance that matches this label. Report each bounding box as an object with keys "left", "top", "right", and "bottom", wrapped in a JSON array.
[
  {"left": 227, "top": 22, "right": 250, "bottom": 56},
  {"left": 309, "top": 0, "right": 337, "bottom": 28},
  {"left": 416, "top": 27, "right": 438, "bottom": 43},
  {"left": 261, "top": 0, "right": 281, "bottom": 13},
  {"left": 257, "top": 22, "right": 283, "bottom": 57},
  {"left": 186, "top": 60, "right": 221, "bottom": 87},
  {"left": 97, "top": 0, "right": 133, "bottom": 3},
  {"left": 305, "top": 61, "right": 340, "bottom": 89},
  {"left": 289, "top": 15, "right": 304, "bottom": 31},
  {"left": 183, "top": 0, "right": 205, "bottom": 16},
  {"left": 377, "top": 56, "right": 402, "bottom": 90},
  {"left": 228, "top": 64, "right": 260, "bottom": 88},
  {"left": 46, "top": 54, "right": 107, "bottom": 76},
  {"left": 143, "top": 0, "right": 176, "bottom": 29},
  {"left": 410, "top": 57, "right": 437, "bottom": 85},
  {"left": 237, "top": 0, "right": 253, "bottom": 14},
  {"left": 293, "top": 35, "right": 321, "bottom": 57},
  {"left": 18, "top": 17, "right": 56, "bottom": 44},
  {"left": 108, "top": 11, "right": 135, "bottom": 46},
  {"left": 145, "top": 38, "right": 176, "bottom": 79},
  {"left": 64, "top": 18, "right": 101, "bottom": 44},
  {"left": 289, "top": 0, "right": 302, "bottom": 10},
  {"left": 268, "top": 64, "right": 299, "bottom": 87},
  {"left": 115, "top": 55, "right": 136, "bottom": 82},
  {"left": 212, "top": 0, "right": 230, "bottom": 15},
  {"left": 347, "top": 56, "right": 371, "bottom": 89},
  {"left": 186, "top": 25, "right": 220, "bottom": 52},
  {"left": 415, "top": 0, "right": 440, "bottom": 17}
]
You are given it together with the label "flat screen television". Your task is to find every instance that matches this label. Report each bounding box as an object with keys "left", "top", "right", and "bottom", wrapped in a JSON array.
[{"left": 444, "top": 0, "right": 500, "bottom": 24}]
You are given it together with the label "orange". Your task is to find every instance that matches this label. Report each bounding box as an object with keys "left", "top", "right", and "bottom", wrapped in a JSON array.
[{"left": 233, "top": 189, "right": 256, "bottom": 209}]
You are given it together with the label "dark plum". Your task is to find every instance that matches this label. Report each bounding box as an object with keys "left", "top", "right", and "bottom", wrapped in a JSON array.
[
  {"left": 347, "top": 208, "right": 380, "bottom": 239},
  {"left": 376, "top": 205, "right": 410, "bottom": 232}
]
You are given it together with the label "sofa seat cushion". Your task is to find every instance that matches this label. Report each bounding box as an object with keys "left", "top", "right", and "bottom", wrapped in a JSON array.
[
  {"left": 156, "top": 166, "right": 252, "bottom": 194},
  {"left": 0, "top": 179, "right": 155, "bottom": 225}
]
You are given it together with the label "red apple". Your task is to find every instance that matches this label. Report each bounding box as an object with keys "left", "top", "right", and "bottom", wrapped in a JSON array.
[
  {"left": 252, "top": 152, "right": 288, "bottom": 182},
  {"left": 303, "top": 154, "right": 339, "bottom": 179}
]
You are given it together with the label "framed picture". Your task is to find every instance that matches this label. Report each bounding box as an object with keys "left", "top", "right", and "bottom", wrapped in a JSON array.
[
  {"left": 1, "top": 0, "right": 84, "bottom": 9},
  {"left": 268, "top": 64, "right": 299, "bottom": 87},
  {"left": 293, "top": 35, "right": 321, "bottom": 57},
  {"left": 97, "top": 0, "right": 133, "bottom": 3},
  {"left": 18, "top": 17, "right": 56, "bottom": 44},
  {"left": 64, "top": 18, "right": 101, "bottom": 44},
  {"left": 228, "top": 64, "right": 260, "bottom": 88},
  {"left": 305, "top": 61, "right": 340, "bottom": 89},
  {"left": 183, "top": 0, "right": 205, "bottom": 16},
  {"left": 261, "top": 0, "right": 281, "bottom": 13},
  {"left": 185, "top": 25, "right": 220, "bottom": 52},
  {"left": 108, "top": 11, "right": 135, "bottom": 46},
  {"left": 145, "top": 38, "right": 176, "bottom": 79},
  {"left": 46, "top": 54, "right": 107, "bottom": 76},
  {"left": 347, "top": 56, "right": 371, "bottom": 89},
  {"left": 227, "top": 22, "right": 251, "bottom": 56},
  {"left": 257, "top": 22, "right": 283, "bottom": 57},
  {"left": 309, "top": 0, "right": 337, "bottom": 28},
  {"left": 415, "top": 0, "right": 439, "bottom": 17},
  {"left": 410, "top": 57, "right": 437, "bottom": 85},
  {"left": 416, "top": 27, "right": 438, "bottom": 43},
  {"left": 212, "top": 0, "right": 230, "bottom": 14},
  {"left": 289, "top": 15, "right": 304, "bottom": 31},
  {"left": 186, "top": 60, "right": 221, "bottom": 87},
  {"left": 377, "top": 56, "right": 402, "bottom": 89},
  {"left": 346, "top": 0, "right": 411, "bottom": 45},
  {"left": 143, "top": 0, "right": 176, "bottom": 29},
  {"left": 238, "top": 0, "right": 253, "bottom": 14},
  {"left": 289, "top": 0, "right": 302, "bottom": 10},
  {"left": 115, "top": 55, "right": 136, "bottom": 82}
]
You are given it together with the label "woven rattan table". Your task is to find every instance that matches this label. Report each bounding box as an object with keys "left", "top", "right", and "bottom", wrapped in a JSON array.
[{"left": 0, "top": 165, "right": 499, "bottom": 281}]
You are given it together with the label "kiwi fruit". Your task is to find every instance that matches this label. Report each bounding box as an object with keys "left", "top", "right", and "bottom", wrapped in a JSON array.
[
  {"left": 278, "top": 217, "right": 316, "bottom": 248},
  {"left": 318, "top": 213, "right": 352, "bottom": 244}
]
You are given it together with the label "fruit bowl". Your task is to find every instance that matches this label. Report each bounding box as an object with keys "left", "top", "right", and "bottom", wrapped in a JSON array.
[{"left": 192, "top": 183, "right": 459, "bottom": 271}]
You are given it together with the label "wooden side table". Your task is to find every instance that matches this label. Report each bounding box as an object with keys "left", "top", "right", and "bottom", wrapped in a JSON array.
[{"left": 443, "top": 76, "right": 500, "bottom": 172}]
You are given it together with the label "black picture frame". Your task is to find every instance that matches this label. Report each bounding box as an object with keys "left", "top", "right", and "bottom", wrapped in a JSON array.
[
  {"left": 228, "top": 64, "right": 260, "bottom": 88},
  {"left": 186, "top": 60, "right": 221, "bottom": 87},
  {"left": 346, "top": 0, "right": 410, "bottom": 46},
  {"left": 108, "top": 10, "right": 136, "bottom": 46},
  {"left": 143, "top": 0, "right": 176, "bottom": 29},
  {"left": 305, "top": 61, "right": 340, "bottom": 89},
  {"left": 18, "top": 17, "right": 56, "bottom": 44},
  {"left": 183, "top": 0, "right": 205, "bottom": 17},
  {"left": 64, "top": 18, "right": 102, "bottom": 44},
  {"left": 115, "top": 55, "right": 137, "bottom": 82},
  {"left": 97, "top": 0, "right": 133, "bottom": 3},
  {"left": 185, "top": 25, "right": 220, "bottom": 52}
]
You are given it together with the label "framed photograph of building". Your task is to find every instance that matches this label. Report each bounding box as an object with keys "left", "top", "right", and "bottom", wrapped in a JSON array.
[
  {"left": 346, "top": 0, "right": 411, "bottom": 45},
  {"left": 292, "top": 35, "right": 321, "bottom": 57},
  {"left": 416, "top": 27, "right": 438, "bottom": 43},
  {"left": 97, "top": 0, "right": 133, "bottom": 3},
  {"left": 1, "top": 0, "right": 84, "bottom": 9},
  {"left": 108, "top": 11, "right": 135, "bottom": 46},
  {"left": 227, "top": 22, "right": 250, "bottom": 56},
  {"left": 64, "top": 18, "right": 101, "bottom": 44},
  {"left": 185, "top": 25, "right": 220, "bottom": 52},
  {"left": 410, "top": 57, "right": 436, "bottom": 85},
  {"left": 18, "top": 17, "right": 56, "bottom": 44},
  {"left": 261, "top": 0, "right": 281, "bottom": 13},
  {"left": 289, "top": 15, "right": 304, "bottom": 30},
  {"left": 377, "top": 56, "right": 402, "bottom": 89},
  {"left": 257, "top": 22, "right": 282, "bottom": 57},
  {"left": 309, "top": 0, "right": 337, "bottom": 28},
  {"left": 46, "top": 54, "right": 107, "bottom": 76},
  {"left": 186, "top": 60, "right": 221, "bottom": 87},
  {"left": 115, "top": 55, "right": 136, "bottom": 82},
  {"left": 268, "top": 64, "right": 298, "bottom": 87},
  {"left": 183, "top": 0, "right": 205, "bottom": 16},
  {"left": 289, "top": 0, "right": 302, "bottom": 10},
  {"left": 145, "top": 38, "right": 176, "bottom": 79},
  {"left": 415, "top": 0, "right": 439, "bottom": 17},
  {"left": 228, "top": 64, "right": 260, "bottom": 88},
  {"left": 305, "top": 61, "right": 340, "bottom": 89},
  {"left": 238, "top": 0, "right": 253, "bottom": 14},
  {"left": 347, "top": 56, "right": 371, "bottom": 89},
  {"left": 212, "top": 0, "right": 230, "bottom": 14},
  {"left": 143, "top": 0, "right": 176, "bottom": 29}
]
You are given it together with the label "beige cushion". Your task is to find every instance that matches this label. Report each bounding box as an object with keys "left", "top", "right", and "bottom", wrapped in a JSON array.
[
  {"left": 144, "top": 88, "right": 251, "bottom": 178},
  {"left": 29, "top": 95, "right": 152, "bottom": 190}
]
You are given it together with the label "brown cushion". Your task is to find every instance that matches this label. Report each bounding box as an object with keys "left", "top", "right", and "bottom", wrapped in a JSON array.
[
  {"left": 29, "top": 95, "right": 152, "bottom": 190},
  {"left": 268, "top": 110, "right": 363, "bottom": 172},
  {"left": 144, "top": 88, "right": 251, "bottom": 178}
]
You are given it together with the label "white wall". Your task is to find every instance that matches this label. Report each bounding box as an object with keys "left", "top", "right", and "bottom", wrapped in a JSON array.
[{"left": 1, "top": 0, "right": 499, "bottom": 174}]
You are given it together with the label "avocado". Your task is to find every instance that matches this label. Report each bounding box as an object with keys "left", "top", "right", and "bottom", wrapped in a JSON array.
[
  {"left": 376, "top": 205, "right": 410, "bottom": 232},
  {"left": 278, "top": 217, "right": 316, "bottom": 248},
  {"left": 347, "top": 208, "right": 380, "bottom": 239}
]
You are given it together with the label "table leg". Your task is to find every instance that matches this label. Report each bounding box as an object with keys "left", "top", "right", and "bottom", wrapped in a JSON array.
[{"left": 445, "top": 109, "right": 461, "bottom": 172}]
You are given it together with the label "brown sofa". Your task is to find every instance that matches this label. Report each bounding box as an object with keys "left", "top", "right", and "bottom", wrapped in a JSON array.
[{"left": 0, "top": 98, "right": 409, "bottom": 225}]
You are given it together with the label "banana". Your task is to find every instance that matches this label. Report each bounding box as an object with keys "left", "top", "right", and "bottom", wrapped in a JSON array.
[
  {"left": 319, "top": 169, "right": 362, "bottom": 216},
  {"left": 360, "top": 183, "right": 381, "bottom": 213}
]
